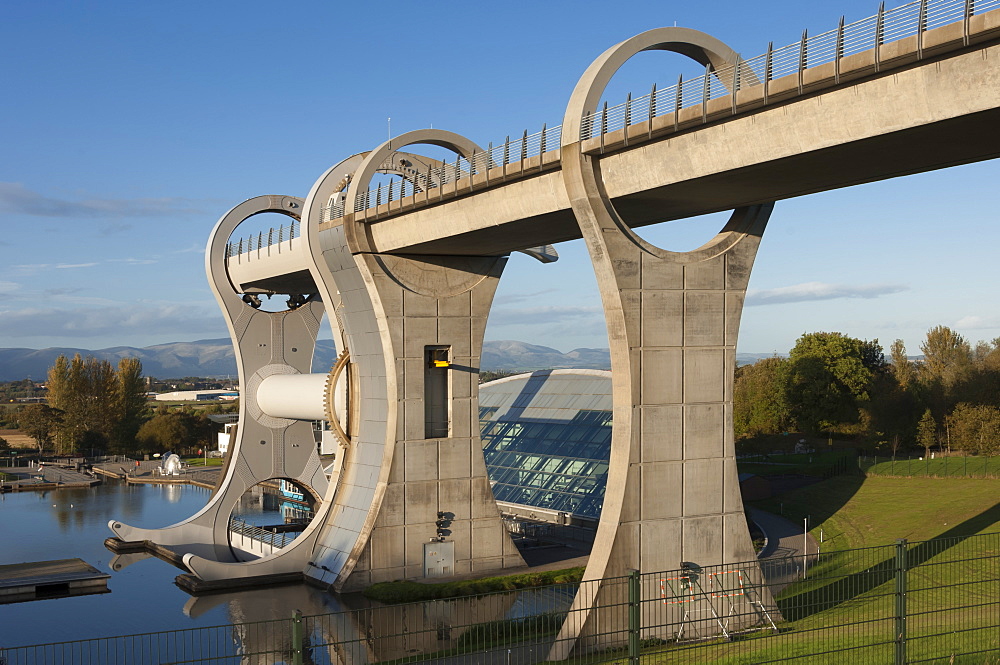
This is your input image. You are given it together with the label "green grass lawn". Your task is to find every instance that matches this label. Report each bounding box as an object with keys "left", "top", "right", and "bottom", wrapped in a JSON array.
[
  {"left": 737, "top": 451, "right": 853, "bottom": 479},
  {"left": 182, "top": 457, "right": 224, "bottom": 466},
  {"left": 861, "top": 454, "right": 1000, "bottom": 479},
  {"left": 753, "top": 475, "right": 1000, "bottom": 550},
  {"left": 572, "top": 476, "right": 1000, "bottom": 664},
  {"left": 364, "top": 566, "right": 585, "bottom": 603}
]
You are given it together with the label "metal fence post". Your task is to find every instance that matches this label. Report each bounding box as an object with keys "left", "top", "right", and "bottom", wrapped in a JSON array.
[
  {"left": 894, "top": 540, "right": 907, "bottom": 665},
  {"left": 292, "top": 609, "right": 304, "bottom": 665},
  {"left": 628, "top": 569, "right": 641, "bottom": 665}
]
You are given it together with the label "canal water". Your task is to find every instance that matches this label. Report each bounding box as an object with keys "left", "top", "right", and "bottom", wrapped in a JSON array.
[{"left": 0, "top": 480, "right": 345, "bottom": 649}]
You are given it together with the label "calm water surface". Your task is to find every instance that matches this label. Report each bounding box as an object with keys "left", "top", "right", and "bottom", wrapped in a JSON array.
[{"left": 0, "top": 480, "right": 345, "bottom": 648}]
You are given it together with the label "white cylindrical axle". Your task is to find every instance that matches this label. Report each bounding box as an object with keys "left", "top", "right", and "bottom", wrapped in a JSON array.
[{"left": 256, "top": 373, "right": 328, "bottom": 421}]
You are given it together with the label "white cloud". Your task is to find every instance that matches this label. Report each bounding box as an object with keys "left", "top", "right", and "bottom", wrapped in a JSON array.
[
  {"left": 746, "top": 282, "right": 908, "bottom": 307},
  {"left": 490, "top": 305, "right": 603, "bottom": 326},
  {"left": 0, "top": 305, "right": 224, "bottom": 339},
  {"left": 493, "top": 289, "right": 559, "bottom": 306},
  {"left": 0, "top": 182, "right": 209, "bottom": 219},
  {"left": 108, "top": 258, "right": 158, "bottom": 265},
  {"left": 954, "top": 315, "right": 1000, "bottom": 330}
]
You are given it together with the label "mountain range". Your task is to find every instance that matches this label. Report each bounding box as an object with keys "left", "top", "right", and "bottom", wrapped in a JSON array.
[{"left": 0, "top": 339, "right": 779, "bottom": 381}]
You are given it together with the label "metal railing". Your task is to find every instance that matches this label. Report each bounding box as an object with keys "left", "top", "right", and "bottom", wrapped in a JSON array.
[
  {"left": 225, "top": 220, "right": 300, "bottom": 260},
  {"left": 317, "top": 0, "right": 996, "bottom": 224},
  {"left": 321, "top": 124, "right": 563, "bottom": 221},
  {"left": 860, "top": 453, "right": 1000, "bottom": 477},
  {"left": 213, "top": 0, "right": 998, "bottom": 234},
  {"left": 3, "top": 531, "right": 997, "bottom": 664},
  {"left": 228, "top": 516, "right": 299, "bottom": 551},
  {"left": 579, "top": 0, "right": 1000, "bottom": 140}
]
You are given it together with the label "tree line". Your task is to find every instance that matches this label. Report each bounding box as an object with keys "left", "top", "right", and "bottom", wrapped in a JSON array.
[
  {"left": 15, "top": 354, "right": 234, "bottom": 457},
  {"left": 734, "top": 326, "right": 1000, "bottom": 455}
]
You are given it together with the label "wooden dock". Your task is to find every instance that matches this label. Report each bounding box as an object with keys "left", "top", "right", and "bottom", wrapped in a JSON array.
[{"left": 0, "top": 558, "right": 110, "bottom": 603}]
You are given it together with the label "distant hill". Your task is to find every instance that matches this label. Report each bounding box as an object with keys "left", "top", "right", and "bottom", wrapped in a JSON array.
[
  {"left": 0, "top": 339, "right": 336, "bottom": 382},
  {"left": 0, "top": 339, "right": 781, "bottom": 381},
  {"left": 482, "top": 340, "right": 610, "bottom": 370}
]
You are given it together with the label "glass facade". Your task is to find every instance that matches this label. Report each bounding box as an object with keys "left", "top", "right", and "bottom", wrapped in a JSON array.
[{"left": 479, "top": 370, "right": 612, "bottom": 519}]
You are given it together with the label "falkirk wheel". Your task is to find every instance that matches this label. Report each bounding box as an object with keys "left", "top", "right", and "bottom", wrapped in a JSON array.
[{"left": 109, "top": 26, "right": 776, "bottom": 657}]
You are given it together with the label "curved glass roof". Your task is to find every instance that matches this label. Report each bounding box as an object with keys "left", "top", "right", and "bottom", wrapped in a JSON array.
[{"left": 479, "top": 369, "right": 612, "bottom": 520}]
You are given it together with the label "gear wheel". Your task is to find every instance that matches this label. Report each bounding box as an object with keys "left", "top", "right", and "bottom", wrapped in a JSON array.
[{"left": 324, "top": 348, "right": 352, "bottom": 448}]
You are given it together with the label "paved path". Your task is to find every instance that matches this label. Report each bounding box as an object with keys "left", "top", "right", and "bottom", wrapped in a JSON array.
[
  {"left": 748, "top": 507, "right": 819, "bottom": 593},
  {"left": 90, "top": 460, "right": 220, "bottom": 489},
  {"left": 1, "top": 464, "right": 100, "bottom": 490}
]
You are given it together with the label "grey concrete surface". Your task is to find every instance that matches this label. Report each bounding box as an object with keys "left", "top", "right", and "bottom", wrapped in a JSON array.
[
  {"left": 335, "top": 12, "right": 1000, "bottom": 256},
  {"left": 93, "top": 9, "right": 1000, "bottom": 659},
  {"left": 749, "top": 507, "right": 820, "bottom": 595}
]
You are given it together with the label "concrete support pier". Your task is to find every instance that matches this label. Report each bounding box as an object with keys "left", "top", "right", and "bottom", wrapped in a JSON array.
[
  {"left": 110, "top": 195, "right": 331, "bottom": 574},
  {"left": 301, "top": 132, "right": 525, "bottom": 592},
  {"left": 550, "top": 29, "right": 776, "bottom": 658}
]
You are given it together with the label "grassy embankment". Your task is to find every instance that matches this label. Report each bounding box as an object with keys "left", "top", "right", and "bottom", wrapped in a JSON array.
[
  {"left": 649, "top": 476, "right": 1000, "bottom": 664},
  {"left": 182, "top": 457, "right": 224, "bottom": 467},
  {"left": 364, "top": 566, "right": 585, "bottom": 604},
  {"left": 861, "top": 454, "right": 1000, "bottom": 478},
  {"left": 737, "top": 451, "right": 853, "bottom": 478}
]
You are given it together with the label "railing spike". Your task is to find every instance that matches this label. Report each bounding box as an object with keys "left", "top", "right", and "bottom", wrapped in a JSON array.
[
  {"left": 674, "top": 75, "right": 682, "bottom": 132},
  {"left": 702, "top": 63, "right": 711, "bottom": 124},
  {"left": 798, "top": 29, "right": 808, "bottom": 95},
  {"left": 623, "top": 93, "right": 631, "bottom": 145}
]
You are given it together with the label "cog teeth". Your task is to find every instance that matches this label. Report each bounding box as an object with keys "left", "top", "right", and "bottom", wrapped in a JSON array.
[{"left": 325, "top": 349, "right": 352, "bottom": 449}]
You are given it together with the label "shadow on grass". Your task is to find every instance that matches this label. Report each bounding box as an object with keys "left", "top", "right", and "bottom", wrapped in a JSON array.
[
  {"left": 778, "top": 501, "right": 1000, "bottom": 621},
  {"left": 751, "top": 473, "right": 866, "bottom": 535}
]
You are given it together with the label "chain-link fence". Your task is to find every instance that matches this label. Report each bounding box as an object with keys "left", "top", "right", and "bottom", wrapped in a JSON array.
[
  {"left": 860, "top": 454, "right": 1000, "bottom": 478},
  {"left": 3, "top": 531, "right": 997, "bottom": 664}
]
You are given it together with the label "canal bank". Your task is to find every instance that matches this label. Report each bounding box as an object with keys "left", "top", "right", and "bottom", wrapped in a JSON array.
[
  {"left": 1, "top": 463, "right": 101, "bottom": 492},
  {"left": 0, "top": 479, "right": 334, "bottom": 648}
]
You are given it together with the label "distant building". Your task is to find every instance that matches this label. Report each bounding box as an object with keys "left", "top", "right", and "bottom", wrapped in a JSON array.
[
  {"left": 153, "top": 390, "right": 239, "bottom": 402},
  {"left": 479, "top": 369, "right": 612, "bottom": 529},
  {"left": 210, "top": 414, "right": 336, "bottom": 457}
]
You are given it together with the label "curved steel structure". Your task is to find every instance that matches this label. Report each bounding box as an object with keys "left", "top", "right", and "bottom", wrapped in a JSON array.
[
  {"left": 97, "top": 19, "right": 957, "bottom": 654},
  {"left": 109, "top": 195, "right": 330, "bottom": 573}
]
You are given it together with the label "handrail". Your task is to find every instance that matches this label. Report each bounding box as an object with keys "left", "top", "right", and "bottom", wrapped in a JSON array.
[
  {"left": 219, "top": 0, "right": 996, "bottom": 237},
  {"left": 578, "top": 0, "right": 998, "bottom": 140},
  {"left": 228, "top": 516, "right": 299, "bottom": 550},
  {"left": 226, "top": 220, "right": 299, "bottom": 260},
  {"left": 317, "top": 0, "right": 996, "bottom": 224}
]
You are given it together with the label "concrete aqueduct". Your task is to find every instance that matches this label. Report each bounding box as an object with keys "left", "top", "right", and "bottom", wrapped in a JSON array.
[{"left": 110, "top": 1, "right": 1000, "bottom": 656}]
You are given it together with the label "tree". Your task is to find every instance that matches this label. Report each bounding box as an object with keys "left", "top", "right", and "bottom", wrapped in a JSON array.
[
  {"left": 947, "top": 403, "right": 1000, "bottom": 455},
  {"left": 916, "top": 408, "right": 937, "bottom": 458},
  {"left": 863, "top": 368, "right": 919, "bottom": 454},
  {"left": 112, "top": 357, "right": 147, "bottom": 453},
  {"left": 917, "top": 326, "right": 975, "bottom": 429},
  {"left": 920, "top": 326, "right": 972, "bottom": 389},
  {"left": 47, "top": 353, "right": 146, "bottom": 455},
  {"left": 734, "top": 357, "right": 791, "bottom": 439},
  {"left": 136, "top": 413, "right": 190, "bottom": 453},
  {"left": 135, "top": 409, "right": 215, "bottom": 455},
  {"left": 890, "top": 339, "right": 916, "bottom": 388},
  {"left": 784, "top": 332, "right": 880, "bottom": 435},
  {"left": 17, "top": 404, "right": 64, "bottom": 454}
]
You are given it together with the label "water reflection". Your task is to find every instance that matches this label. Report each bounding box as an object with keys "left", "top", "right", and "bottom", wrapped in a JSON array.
[
  {"left": 180, "top": 585, "right": 526, "bottom": 665},
  {"left": 1, "top": 480, "right": 574, "bottom": 665}
]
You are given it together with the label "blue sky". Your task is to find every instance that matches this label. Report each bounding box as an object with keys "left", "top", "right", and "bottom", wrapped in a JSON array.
[{"left": 2, "top": 0, "right": 996, "bottom": 358}]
